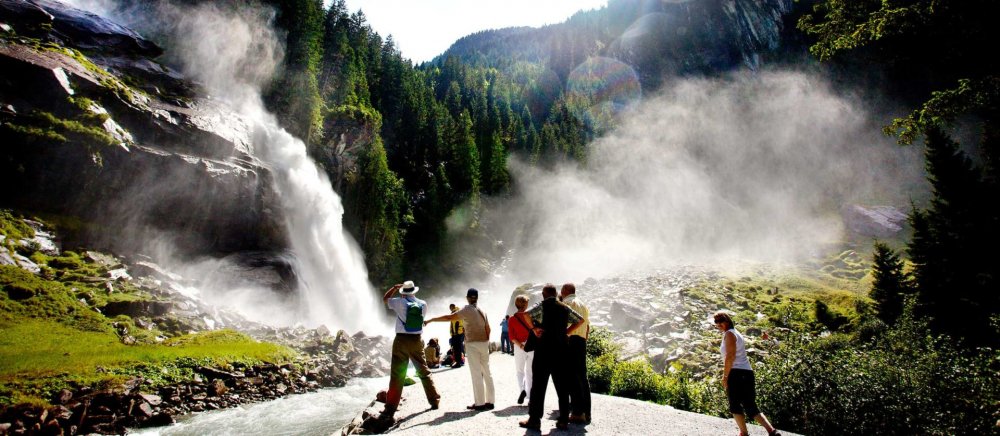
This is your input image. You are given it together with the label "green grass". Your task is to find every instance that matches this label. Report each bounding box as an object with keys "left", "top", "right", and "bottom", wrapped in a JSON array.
[
  {"left": 0, "top": 321, "right": 295, "bottom": 406},
  {"left": 0, "top": 211, "right": 34, "bottom": 241},
  {"left": 0, "top": 320, "right": 293, "bottom": 380},
  {"left": 1, "top": 213, "right": 300, "bottom": 407}
]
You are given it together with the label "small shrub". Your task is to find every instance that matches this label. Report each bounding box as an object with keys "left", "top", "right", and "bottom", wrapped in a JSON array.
[
  {"left": 587, "top": 352, "right": 616, "bottom": 394},
  {"left": 586, "top": 326, "right": 621, "bottom": 359},
  {"left": 609, "top": 359, "right": 663, "bottom": 402}
]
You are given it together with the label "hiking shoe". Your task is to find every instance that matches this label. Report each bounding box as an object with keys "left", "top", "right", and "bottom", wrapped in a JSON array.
[
  {"left": 518, "top": 418, "right": 541, "bottom": 430},
  {"left": 517, "top": 390, "right": 527, "bottom": 405}
]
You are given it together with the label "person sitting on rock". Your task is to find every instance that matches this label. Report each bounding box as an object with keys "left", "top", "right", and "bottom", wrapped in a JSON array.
[
  {"left": 441, "top": 349, "right": 456, "bottom": 367},
  {"left": 379, "top": 281, "right": 441, "bottom": 422},
  {"left": 425, "top": 338, "right": 441, "bottom": 369},
  {"left": 425, "top": 288, "right": 496, "bottom": 411}
]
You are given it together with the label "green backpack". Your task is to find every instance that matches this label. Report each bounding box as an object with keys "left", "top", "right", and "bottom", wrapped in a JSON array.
[{"left": 398, "top": 298, "right": 424, "bottom": 332}]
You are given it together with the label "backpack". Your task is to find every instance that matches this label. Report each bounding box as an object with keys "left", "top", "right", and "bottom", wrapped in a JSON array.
[{"left": 397, "top": 298, "right": 424, "bottom": 332}]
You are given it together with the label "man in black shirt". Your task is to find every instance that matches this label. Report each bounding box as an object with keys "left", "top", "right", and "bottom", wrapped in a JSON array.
[{"left": 519, "top": 284, "right": 585, "bottom": 431}]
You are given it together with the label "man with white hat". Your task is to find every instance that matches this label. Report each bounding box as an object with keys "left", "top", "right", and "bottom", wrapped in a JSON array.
[{"left": 380, "top": 280, "right": 440, "bottom": 421}]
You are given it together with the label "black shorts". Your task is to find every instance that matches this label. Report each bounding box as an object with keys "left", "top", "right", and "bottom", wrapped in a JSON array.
[{"left": 726, "top": 368, "right": 761, "bottom": 417}]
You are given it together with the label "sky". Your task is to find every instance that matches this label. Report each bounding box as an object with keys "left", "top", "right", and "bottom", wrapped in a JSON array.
[{"left": 341, "top": 0, "right": 609, "bottom": 63}]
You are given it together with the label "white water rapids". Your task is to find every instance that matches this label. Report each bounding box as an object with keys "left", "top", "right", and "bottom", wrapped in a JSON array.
[{"left": 131, "top": 377, "right": 386, "bottom": 436}]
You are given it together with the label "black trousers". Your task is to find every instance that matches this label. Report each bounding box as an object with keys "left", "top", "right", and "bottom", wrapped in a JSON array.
[
  {"left": 567, "top": 336, "right": 591, "bottom": 416},
  {"left": 528, "top": 347, "right": 572, "bottom": 422}
]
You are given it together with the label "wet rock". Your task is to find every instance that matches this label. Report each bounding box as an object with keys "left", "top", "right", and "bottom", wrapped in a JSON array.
[
  {"left": 610, "top": 301, "right": 654, "bottom": 331},
  {"left": 841, "top": 204, "right": 907, "bottom": 238}
]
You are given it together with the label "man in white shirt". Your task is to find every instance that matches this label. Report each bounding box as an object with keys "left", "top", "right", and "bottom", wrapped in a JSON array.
[
  {"left": 561, "top": 282, "right": 591, "bottom": 424},
  {"left": 380, "top": 281, "right": 440, "bottom": 420},
  {"left": 425, "top": 288, "right": 495, "bottom": 411}
]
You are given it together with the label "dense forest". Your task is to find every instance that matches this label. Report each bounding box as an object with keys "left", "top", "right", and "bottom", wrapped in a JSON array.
[
  {"left": 256, "top": 0, "right": 618, "bottom": 285},
  {"left": 256, "top": 0, "right": 818, "bottom": 286}
]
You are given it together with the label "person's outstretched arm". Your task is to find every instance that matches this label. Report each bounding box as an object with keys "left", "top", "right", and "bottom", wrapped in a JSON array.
[
  {"left": 424, "top": 312, "right": 461, "bottom": 325},
  {"left": 382, "top": 283, "right": 402, "bottom": 304}
]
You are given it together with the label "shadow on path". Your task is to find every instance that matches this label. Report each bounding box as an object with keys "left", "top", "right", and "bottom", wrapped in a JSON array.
[
  {"left": 397, "top": 410, "right": 479, "bottom": 430},
  {"left": 491, "top": 405, "right": 528, "bottom": 417}
]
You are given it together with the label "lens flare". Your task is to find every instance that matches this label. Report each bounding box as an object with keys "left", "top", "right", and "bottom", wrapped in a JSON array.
[{"left": 566, "top": 57, "right": 642, "bottom": 132}]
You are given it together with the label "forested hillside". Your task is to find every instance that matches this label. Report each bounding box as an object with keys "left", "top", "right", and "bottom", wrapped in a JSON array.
[{"left": 254, "top": 0, "right": 818, "bottom": 285}]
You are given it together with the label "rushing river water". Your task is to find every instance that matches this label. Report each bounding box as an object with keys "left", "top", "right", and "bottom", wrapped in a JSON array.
[{"left": 132, "top": 377, "right": 386, "bottom": 436}]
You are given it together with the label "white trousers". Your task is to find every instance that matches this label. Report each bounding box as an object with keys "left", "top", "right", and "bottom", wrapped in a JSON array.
[
  {"left": 514, "top": 345, "right": 534, "bottom": 394},
  {"left": 465, "top": 341, "right": 495, "bottom": 405}
]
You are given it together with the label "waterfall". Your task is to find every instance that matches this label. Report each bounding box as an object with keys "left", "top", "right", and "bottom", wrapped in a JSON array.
[
  {"left": 249, "top": 114, "right": 379, "bottom": 332},
  {"left": 167, "top": 1, "right": 382, "bottom": 332},
  {"left": 62, "top": 0, "right": 382, "bottom": 332}
]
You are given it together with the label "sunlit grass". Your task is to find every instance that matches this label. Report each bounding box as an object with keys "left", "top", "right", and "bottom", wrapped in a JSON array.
[{"left": 0, "top": 320, "right": 294, "bottom": 380}]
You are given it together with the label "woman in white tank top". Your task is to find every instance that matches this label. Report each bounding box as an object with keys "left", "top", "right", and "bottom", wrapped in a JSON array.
[{"left": 714, "top": 311, "right": 782, "bottom": 436}]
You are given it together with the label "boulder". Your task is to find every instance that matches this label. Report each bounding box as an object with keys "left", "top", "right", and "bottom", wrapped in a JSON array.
[
  {"left": 841, "top": 204, "right": 908, "bottom": 238},
  {"left": 610, "top": 301, "right": 654, "bottom": 331},
  {"left": 101, "top": 300, "right": 172, "bottom": 317}
]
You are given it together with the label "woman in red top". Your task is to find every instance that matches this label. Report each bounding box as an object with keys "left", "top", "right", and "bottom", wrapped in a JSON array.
[{"left": 508, "top": 295, "right": 535, "bottom": 405}]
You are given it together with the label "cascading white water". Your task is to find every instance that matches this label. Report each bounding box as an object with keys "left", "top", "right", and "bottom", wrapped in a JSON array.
[
  {"left": 248, "top": 114, "right": 379, "bottom": 332},
  {"left": 66, "top": 0, "right": 383, "bottom": 332},
  {"left": 168, "top": 3, "right": 381, "bottom": 332}
]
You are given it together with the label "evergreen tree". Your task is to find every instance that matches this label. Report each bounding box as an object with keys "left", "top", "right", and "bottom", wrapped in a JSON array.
[
  {"left": 263, "top": 0, "right": 325, "bottom": 144},
  {"left": 870, "top": 241, "right": 911, "bottom": 325},
  {"left": 908, "top": 127, "right": 998, "bottom": 346},
  {"left": 446, "top": 110, "right": 481, "bottom": 199},
  {"left": 343, "top": 137, "right": 409, "bottom": 283}
]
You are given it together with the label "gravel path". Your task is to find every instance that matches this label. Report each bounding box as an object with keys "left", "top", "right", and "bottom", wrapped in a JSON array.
[{"left": 369, "top": 352, "right": 798, "bottom": 436}]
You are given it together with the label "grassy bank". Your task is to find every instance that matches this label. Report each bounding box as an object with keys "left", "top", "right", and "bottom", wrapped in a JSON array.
[{"left": 1, "top": 211, "right": 296, "bottom": 408}]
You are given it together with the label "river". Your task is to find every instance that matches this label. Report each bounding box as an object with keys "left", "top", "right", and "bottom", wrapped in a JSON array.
[{"left": 132, "top": 377, "right": 386, "bottom": 436}]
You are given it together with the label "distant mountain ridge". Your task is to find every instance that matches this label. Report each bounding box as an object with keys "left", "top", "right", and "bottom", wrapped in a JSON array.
[{"left": 435, "top": 0, "right": 809, "bottom": 88}]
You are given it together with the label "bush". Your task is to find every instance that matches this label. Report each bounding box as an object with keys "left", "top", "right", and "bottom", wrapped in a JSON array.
[
  {"left": 586, "top": 352, "right": 616, "bottom": 394},
  {"left": 609, "top": 359, "right": 663, "bottom": 402},
  {"left": 756, "top": 307, "right": 1000, "bottom": 435},
  {"left": 586, "top": 326, "right": 621, "bottom": 359}
]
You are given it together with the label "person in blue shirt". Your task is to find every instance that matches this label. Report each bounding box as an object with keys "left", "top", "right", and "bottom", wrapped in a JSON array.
[{"left": 500, "top": 315, "right": 513, "bottom": 354}]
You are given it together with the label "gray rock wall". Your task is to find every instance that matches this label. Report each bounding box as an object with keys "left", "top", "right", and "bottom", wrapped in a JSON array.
[{"left": 1, "top": 0, "right": 287, "bottom": 256}]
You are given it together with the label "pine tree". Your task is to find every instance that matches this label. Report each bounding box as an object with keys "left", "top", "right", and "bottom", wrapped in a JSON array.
[
  {"left": 908, "top": 127, "right": 998, "bottom": 346},
  {"left": 870, "top": 241, "right": 911, "bottom": 325}
]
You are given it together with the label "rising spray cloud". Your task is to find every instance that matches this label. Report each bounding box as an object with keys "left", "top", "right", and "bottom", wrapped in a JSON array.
[{"left": 465, "top": 70, "right": 927, "bottom": 288}]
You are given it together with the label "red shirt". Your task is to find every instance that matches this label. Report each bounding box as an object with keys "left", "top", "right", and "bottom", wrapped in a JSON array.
[{"left": 508, "top": 312, "right": 531, "bottom": 343}]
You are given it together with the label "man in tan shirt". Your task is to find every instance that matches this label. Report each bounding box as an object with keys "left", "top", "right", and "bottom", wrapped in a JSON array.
[
  {"left": 561, "top": 282, "right": 591, "bottom": 424},
  {"left": 425, "top": 288, "right": 495, "bottom": 411}
]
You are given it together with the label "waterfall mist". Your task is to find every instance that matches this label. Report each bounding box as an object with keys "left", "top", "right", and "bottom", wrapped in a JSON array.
[
  {"left": 65, "top": 0, "right": 382, "bottom": 332},
  {"left": 447, "top": 71, "right": 927, "bottom": 311}
]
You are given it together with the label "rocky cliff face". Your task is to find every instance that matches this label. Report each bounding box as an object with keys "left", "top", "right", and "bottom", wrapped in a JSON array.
[{"left": 0, "top": 0, "right": 286, "bottom": 257}]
